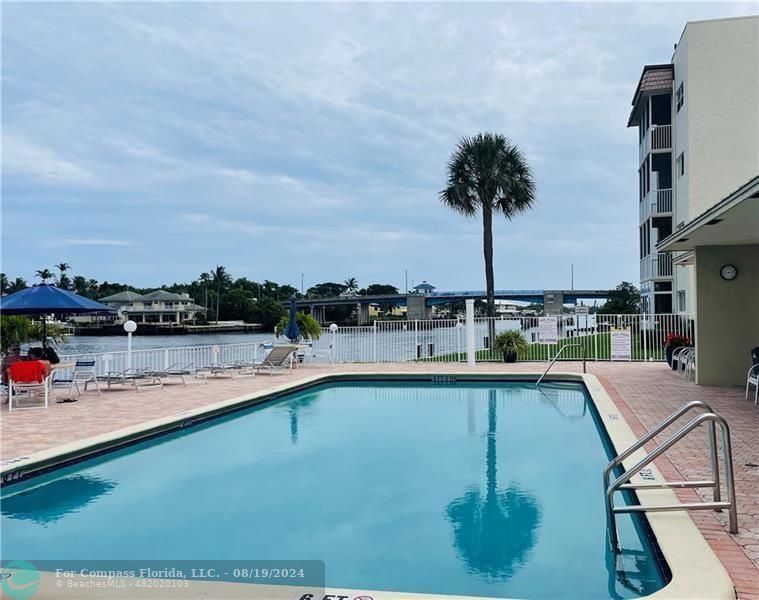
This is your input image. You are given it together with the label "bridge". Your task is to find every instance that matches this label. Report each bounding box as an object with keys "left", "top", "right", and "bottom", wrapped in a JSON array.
[{"left": 296, "top": 289, "right": 612, "bottom": 324}]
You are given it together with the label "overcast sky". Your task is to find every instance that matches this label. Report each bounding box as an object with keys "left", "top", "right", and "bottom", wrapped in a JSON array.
[{"left": 2, "top": 2, "right": 755, "bottom": 293}]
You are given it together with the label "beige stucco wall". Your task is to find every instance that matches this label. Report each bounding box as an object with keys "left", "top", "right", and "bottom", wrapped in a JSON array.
[
  {"left": 695, "top": 244, "right": 759, "bottom": 385},
  {"left": 677, "top": 17, "right": 759, "bottom": 219}
]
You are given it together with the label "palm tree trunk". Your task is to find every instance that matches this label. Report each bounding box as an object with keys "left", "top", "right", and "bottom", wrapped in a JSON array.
[
  {"left": 482, "top": 204, "right": 495, "bottom": 316},
  {"left": 482, "top": 204, "right": 496, "bottom": 345},
  {"left": 216, "top": 285, "right": 221, "bottom": 323}
]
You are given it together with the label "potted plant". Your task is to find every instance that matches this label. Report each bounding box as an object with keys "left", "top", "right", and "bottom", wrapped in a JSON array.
[
  {"left": 492, "top": 330, "right": 529, "bottom": 363},
  {"left": 664, "top": 333, "right": 690, "bottom": 368}
]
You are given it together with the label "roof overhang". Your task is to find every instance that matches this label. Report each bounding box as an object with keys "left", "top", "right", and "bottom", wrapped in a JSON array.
[
  {"left": 627, "top": 64, "right": 674, "bottom": 127},
  {"left": 658, "top": 176, "right": 759, "bottom": 252}
]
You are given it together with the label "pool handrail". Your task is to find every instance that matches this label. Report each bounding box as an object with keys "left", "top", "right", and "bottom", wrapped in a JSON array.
[
  {"left": 602, "top": 400, "right": 721, "bottom": 505},
  {"left": 535, "top": 342, "right": 586, "bottom": 387},
  {"left": 605, "top": 410, "right": 738, "bottom": 549}
]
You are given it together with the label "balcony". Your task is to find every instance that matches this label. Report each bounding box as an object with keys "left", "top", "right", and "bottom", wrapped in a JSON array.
[
  {"left": 640, "top": 252, "right": 673, "bottom": 281},
  {"left": 639, "top": 188, "right": 673, "bottom": 222},
  {"left": 639, "top": 124, "right": 672, "bottom": 164}
]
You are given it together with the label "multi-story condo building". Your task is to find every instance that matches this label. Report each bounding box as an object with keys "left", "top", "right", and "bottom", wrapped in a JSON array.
[{"left": 628, "top": 15, "right": 759, "bottom": 315}]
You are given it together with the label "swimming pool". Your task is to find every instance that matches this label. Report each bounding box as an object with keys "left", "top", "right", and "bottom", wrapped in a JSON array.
[{"left": 0, "top": 378, "right": 675, "bottom": 598}]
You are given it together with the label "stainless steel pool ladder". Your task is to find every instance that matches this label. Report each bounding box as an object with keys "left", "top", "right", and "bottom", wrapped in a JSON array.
[
  {"left": 604, "top": 400, "right": 738, "bottom": 549},
  {"left": 535, "top": 343, "right": 586, "bottom": 387}
]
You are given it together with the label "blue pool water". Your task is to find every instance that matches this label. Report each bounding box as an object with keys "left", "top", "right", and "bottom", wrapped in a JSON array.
[{"left": 1, "top": 380, "right": 668, "bottom": 598}]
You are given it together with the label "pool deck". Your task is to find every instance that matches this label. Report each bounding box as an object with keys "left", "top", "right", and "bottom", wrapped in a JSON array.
[{"left": 2, "top": 361, "right": 757, "bottom": 598}]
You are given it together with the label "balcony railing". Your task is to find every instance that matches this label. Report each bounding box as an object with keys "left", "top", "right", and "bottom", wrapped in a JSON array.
[
  {"left": 640, "top": 252, "right": 673, "bottom": 281},
  {"left": 639, "top": 188, "right": 673, "bottom": 223},
  {"left": 650, "top": 124, "right": 672, "bottom": 151},
  {"left": 655, "top": 252, "right": 673, "bottom": 277},
  {"left": 653, "top": 188, "right": 673, "bottom": 216},
  {"left": 639, "top": 124, "right": 673, "bottom": 164}
]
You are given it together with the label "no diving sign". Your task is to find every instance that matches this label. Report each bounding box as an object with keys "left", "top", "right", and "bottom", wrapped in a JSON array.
[{"left": 611, "top": 328, "right": 632, "bottom": 361}]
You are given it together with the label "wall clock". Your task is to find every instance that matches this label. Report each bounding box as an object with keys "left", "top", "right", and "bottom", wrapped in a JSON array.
[{"left": 720, "top": 264, "right": 738, "bottom": 281}]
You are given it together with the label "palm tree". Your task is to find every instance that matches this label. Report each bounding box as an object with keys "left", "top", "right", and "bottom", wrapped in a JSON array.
[
  {"left": 441, "top": 133, "right": 536, "bottom": 320},
  {"left": 211, "top": 266, "right": 230, "bottom": 323},
  {"left": 55, "top": 262, "right": 71, "bottom": 290},
  {"left": 344, "top": 277, "right": 358, "bottom": 293},
  {"left": 8, "top": 277, "right": 27, "bottom": 293},
  {"left": 73, "top": 276, "right": 88, "bottom": 295},
  {"left": 198, "top": 272, "right": 211, "bottom": 317},
  {"left": 0, "top": 273, "right": 8, "bottom": 295},
  {"left": 35, "top": 268, "right": 54, "bottom": 283}
]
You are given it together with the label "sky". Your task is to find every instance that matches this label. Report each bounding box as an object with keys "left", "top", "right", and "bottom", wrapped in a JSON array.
[{"left": 2, "top": 2, "right": 756, "bottom": 294}]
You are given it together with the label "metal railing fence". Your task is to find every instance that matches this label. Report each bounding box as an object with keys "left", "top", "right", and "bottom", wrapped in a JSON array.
[{"left": 58, "top": 314, "right": 694, "bottom": 373}]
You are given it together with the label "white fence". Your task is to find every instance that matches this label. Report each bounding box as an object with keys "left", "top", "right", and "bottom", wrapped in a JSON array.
[
  {"left": 58, "top": 313, "right": 694, "bottom": 374},
  {"left": 59, "top": 343, "right": 262, "bottom": 377}
]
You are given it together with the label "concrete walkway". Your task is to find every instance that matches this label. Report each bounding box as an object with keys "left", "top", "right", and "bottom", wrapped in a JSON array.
[{"left": 2, "top": 362, "right": 757, "bottom": 597}]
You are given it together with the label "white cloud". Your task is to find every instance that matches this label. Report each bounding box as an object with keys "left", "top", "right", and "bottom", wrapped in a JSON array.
[
  {"left": 2, "top": 2, "right": 751, "bottom": 288},
  {"left": 2, "top": 134, "right": 94, "bottom": 184},
  {"left": 62, "top": 238, "right": 133, "bottom": 247}
]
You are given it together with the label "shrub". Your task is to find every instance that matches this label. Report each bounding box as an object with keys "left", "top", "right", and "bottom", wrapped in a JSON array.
[{"left": 492, "top": 330, "right": 530, "bottom": 357}]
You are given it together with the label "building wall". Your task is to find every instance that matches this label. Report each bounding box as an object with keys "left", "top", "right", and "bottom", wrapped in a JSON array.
[
  {"left": 672, "top": 31, "right": 690, "bottom": 226},
  {"left": 669, "top": 16, "right": 759, "bottom": 315},
  {"left": 678, "top": 17, "right": 759, "bottom": 218},
  {"left": 694, "top": 244, "right": 759, "bottom": 385}
]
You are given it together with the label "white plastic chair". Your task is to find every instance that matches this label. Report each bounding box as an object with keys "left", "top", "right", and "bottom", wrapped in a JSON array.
[
  {"left": 54, "top": 360, "right": 101, "bottom": 397},
  {"left": 680, "top": 348, "right": 696, "bottom": 381},
  {"left": 8, "top": 375, "right": 50, "bottom": 411},
  {"left": 746, "top": 363, "right": 759, "bottom": 405}
]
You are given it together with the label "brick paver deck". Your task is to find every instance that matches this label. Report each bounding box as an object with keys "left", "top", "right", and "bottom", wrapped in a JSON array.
[{"left": 2, "top": 362, "right": 757, "bottom": 597}]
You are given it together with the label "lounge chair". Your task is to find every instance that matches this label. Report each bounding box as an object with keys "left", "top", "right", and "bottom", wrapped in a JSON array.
[
  {"left": 746, "top": 346, "right": 759, "bottom": 405},
  {"left": 101, "top": 368, "right": 163, "bottom": 392},
  {"left": 146, "top": 363, "right": 201, "bottom": 386},
  {"left": 254, "top": 345, "right": 296, "bottom": 375},
  {"left": 196, "top": 363, "right": 239, "bottom": 378},
  {"left": 53, "top": 360, "right": 101, "bottom": 397}
]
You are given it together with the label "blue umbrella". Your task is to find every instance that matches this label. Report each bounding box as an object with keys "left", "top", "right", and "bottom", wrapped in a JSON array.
[
  {"left": 284, "top": 295, "right": 301, "bottom": 342},
  {"left": 0, "top": 284, "right": 114, "bottom": 345}
]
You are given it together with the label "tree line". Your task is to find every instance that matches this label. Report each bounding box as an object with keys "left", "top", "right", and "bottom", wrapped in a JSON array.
[{"left": 0, "top": 265, "right": 405, "bottom": 328}]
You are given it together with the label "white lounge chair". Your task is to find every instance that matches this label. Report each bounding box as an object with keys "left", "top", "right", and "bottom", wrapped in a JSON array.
[
  {"left": 254, "top": 345, "right": 296, "bottom": 375},
  {"left": 146, "top": 363, "right": 200, "bottom": 386},
  {"left": 101, "top": 368, "right": 163, "bottom": 392}
]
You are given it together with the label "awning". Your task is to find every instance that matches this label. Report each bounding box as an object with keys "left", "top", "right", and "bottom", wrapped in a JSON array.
[{"left": 658, "top": 176, "right": 759, "bottom": 252}]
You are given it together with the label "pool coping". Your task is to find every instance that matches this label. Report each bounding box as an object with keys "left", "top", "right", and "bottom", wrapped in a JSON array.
[{"left": 0, "top": 371, "right": 736, "bottom": 600}]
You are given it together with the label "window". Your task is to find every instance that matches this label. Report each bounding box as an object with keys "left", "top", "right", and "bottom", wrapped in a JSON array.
[
  {"left": 677, "top": 291, "right": 686, "bottom": 312},
  {"left": 676, "top": 83, "right": 684, "bottom": 112},
  {"left": 677, "top": 152, "right": 685, "bottom": 177}
]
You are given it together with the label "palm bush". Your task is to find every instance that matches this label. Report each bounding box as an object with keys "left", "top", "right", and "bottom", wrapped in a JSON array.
[
  {"left": 0, "top": 316, "right": 65, "bottom": 352},
  {"left": 492, "top": 330, "right": 530, "bottom": 362},
  {"left": 275, "top": 312, "right": 322, "bottom": 340}
]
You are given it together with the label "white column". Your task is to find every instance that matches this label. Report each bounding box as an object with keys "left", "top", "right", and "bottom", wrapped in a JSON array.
[{"left": 466, "top": 299, "right": 475, "bottom": 366}]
